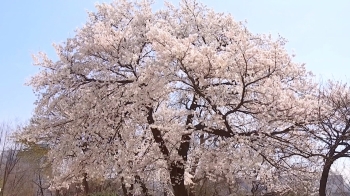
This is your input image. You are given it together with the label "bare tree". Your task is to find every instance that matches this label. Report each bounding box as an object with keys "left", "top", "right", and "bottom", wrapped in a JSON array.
[{"left": 0, "top": 122, "right": 25, "bottom": 196}]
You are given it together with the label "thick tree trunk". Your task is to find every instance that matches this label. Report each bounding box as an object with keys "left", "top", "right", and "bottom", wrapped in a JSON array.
[
  {"left": 147, "top": 94, "right": 196, "bottom": 196},
  {"left": 189, "top": 186, "right": 196, "bottom": 196},
  {"left": 189, "top": 134, "right": 204, "bottom": 196},
  {"left": 121, "top": 177, "right": 130, "bottom": 196},
  {"left": 135, "top": 175, "right": 150, "bottom": 196},
  {"left": 82, "top": 173, "right": 89, "bottom": 196},
  {"left": 170, "top": 133, "right": 191, "bottom": 196},
  {"left": 170, "top": 161, "right": 188, "bottom": 196},
  {"left": 319, "top": 160, "right": 333, "bottom": 196}
]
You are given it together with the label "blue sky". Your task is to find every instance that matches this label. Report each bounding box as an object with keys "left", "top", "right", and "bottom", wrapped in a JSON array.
[{"left": 1, "top": 0, "right": 350, "bottom": 122}]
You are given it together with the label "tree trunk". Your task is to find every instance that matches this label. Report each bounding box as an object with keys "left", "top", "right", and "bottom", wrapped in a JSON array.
[
  {"left": 135, "top": 175, "right": 150, "bottom": 196},
  {"left": 170, "top": 161, "right": 188, "bottom": 196},
  {"left": 82, "top": 173, "right": 89, "bottom": 196},
  {"left": 38, "top": 172, "right": 45, "bottom": 196},
  {"left": 171, "top": 95, "right": 196, "bottom": 196},
  {"left": 189, "top": 133, "right": 204, "bottom": 196},
  {"left": 189, "top": 186, "right": 196, "bottom": 196},
  {"left": 121, "top": 177, "right": 129, "bottom": 196},
  {"left": 147, "top": 98, "right": 194, "bottom": 196},
  {"left": 319, "top": 159, "right": 333, "bottom": 196},
  {"left": 170, "top": 134, "right": 190, "bottom": 196}
]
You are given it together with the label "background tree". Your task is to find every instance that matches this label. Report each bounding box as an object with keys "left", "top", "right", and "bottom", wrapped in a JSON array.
[
  {"left": 17, "top": 142, "right": 52, "bottom": 196},
  {"left": 0, "top": 122, "right": 29, "bottom": 196},
  {"left": 296, "top": 82, "right": 350, "bottom": 196}
]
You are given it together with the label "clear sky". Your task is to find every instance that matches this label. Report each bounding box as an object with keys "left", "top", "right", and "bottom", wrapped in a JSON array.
[{"left": 1, "top": 0, "right": 350, "bottom": 122}]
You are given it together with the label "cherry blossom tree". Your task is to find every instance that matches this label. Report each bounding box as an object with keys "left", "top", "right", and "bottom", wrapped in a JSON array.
[
  {"left": 295, "top": 82, "right": 350, "bottom": 196},
  {"left": 19, "top": 0, "right": 319, "bottom": 195},
  {"left": 255, "top": 81, "right": 350, "bottom": 196}
]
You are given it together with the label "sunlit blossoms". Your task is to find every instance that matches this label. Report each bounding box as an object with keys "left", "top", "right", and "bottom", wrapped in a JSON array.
[{"left": 18, "top": 0, "right": 346, "bottom": 196}]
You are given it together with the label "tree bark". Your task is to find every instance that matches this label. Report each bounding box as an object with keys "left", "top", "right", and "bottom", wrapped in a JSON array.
[
  {"left": 38, "top": 172, "right": 45, "bottom": 196},
  {"left": 82, "top": 173, "right": 89, "bottom": 196},
  {"left": 319, "top": 159, "right": 333, "bottom": 196},
  {"left": 147, "top": 94, "right": 196, "bottom": 196},
  {"left": 169, "top": 95, "right": 197, "bottom": 196},
  {"left": 189, "top": 134, "right": 204, "bottom": 196},
  {"left": 135, "top": 175, "right": 150, "bottom": 196},
  {"left": 170, "top": 161, "right": 188, "bottom": 196},
  {"left": 121, "top": 177, "right": 129, "bottom": 196}
]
